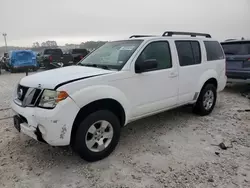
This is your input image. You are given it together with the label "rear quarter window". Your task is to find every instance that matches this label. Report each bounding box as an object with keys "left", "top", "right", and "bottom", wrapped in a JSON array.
[{"left": 204, "top": 41, "right": 224, "bottom": 61}]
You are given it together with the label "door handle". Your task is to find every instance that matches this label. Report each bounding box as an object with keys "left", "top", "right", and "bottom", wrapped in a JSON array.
[{"left": 169, "top": 72, "right": 178, "bottom": 78}]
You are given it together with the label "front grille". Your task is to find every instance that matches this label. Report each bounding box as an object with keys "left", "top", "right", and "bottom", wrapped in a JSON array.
[
  {"left": 30, "top": 89, "right": 42, "bottom": 105},
  {"left": 15, "top": 84, "right": 43, "bottom": 107}
]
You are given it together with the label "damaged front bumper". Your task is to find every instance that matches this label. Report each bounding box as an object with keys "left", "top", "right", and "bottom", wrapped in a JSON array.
[
  {"left": 11, "top": 97, "right": 80, "bottom": 146},
  {"left": 13, "top": 114, "right": 47, "bottom": 143}
]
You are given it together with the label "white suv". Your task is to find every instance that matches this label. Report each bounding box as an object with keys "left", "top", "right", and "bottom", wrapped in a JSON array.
[{"left": 11, "top": 31, "right": 227, "bottom": 161}]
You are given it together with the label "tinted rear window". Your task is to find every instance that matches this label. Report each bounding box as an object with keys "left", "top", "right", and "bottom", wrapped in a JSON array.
[
  {"left": 221, "top": 42, "right": 250, "bottom": 55},
  {"left": 204, "top": 41, "right": 224, "bottom": 61},
  {"left": 191, "top": 41, "right": 201, "bottom": 64},
  {"left": 72, "top": 49, "right": 88, "bottom": 54},
  {"left": 175, "top": 41, "right": 201, "bottom": 66},
  {"left": 44, "top": 49, "right": 62, "bottom": 55},
  {"left": 16, "top": 52, "right": 32, "bottom": 60}
]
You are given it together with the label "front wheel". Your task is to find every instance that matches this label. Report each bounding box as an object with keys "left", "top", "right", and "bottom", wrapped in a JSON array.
[
  {"left": 193, "top": 84, "right": 217, "bottom": 116},
  {"left": 73, "top": 110, "right": 121, "bottom": 162}
]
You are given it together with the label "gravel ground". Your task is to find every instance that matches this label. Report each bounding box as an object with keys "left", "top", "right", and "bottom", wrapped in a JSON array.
[{"left": 0, "top": 71, "right": 250, "bottom": 188}]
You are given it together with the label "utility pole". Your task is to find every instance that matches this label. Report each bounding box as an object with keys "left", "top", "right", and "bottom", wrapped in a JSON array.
[{"left": 2, "top": 33, "right": 8, "bottom": 53}]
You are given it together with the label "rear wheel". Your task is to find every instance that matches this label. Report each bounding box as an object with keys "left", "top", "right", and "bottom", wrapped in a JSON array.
[
  {"left": 10, "top": 67, "right": 16, "bottom": 73},
  {"left": 32, "top": 67, "right": 38, "bottom": 72},
  {"left": 193, "top": 84, "right": 217, "bottom": 116},
  {"left": 44, "top": 61, "right": 51, "bottom": 70},
  {"left": 73, "top": 110, "right": 121, "bottom": 162}
]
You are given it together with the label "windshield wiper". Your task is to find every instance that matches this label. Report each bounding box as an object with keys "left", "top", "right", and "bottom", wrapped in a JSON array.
[
  {"left": 98, "top": 65, "right": 110, "bottom": 70},
  {"left": 80, "top": 63, "right": 111, "bottom": 70}
]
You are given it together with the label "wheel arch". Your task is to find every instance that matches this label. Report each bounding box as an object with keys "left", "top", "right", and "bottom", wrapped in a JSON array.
[
  {"left": 197, "top": 70, "right": 218, "bottom": 92},
  {"left": 201, "top": 78, "right": 218, "bottom": 90},
  {"left": 70, "top": 98, "right": 126, "bottom": 145}
]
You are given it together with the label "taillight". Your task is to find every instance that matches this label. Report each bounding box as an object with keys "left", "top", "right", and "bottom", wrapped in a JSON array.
[
  {"left": 80, "top": 55, "right": 83, "bottom": 59},
  {"left": 49, "top": 56, "right": 52, "bottom": 62},
  {"left": 247, "top": 58, "right": 250, "bottom": 62}
]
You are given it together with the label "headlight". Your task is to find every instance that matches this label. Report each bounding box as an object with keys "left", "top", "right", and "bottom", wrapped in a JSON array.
[
  {"left": 38, "top": 90, "right": 69, "bottom": 108},
  {"left": 13, "top": 84, "right": 19, "bottom": 99}
]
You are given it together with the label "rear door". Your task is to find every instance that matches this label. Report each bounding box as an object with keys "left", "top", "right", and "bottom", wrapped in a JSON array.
[
  {"left": 175, "top": 40, "right": 203, "bottom": 104},
  {"left": 221, "top": 41, "right": 250, "bottom": 78}
]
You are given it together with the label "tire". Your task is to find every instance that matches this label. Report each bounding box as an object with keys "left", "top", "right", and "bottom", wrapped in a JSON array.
[
  {"left": 193, "top": 84, "right": 217, "bottom": 116},
  {"left": 4, "top": 66, "right": 8, "bottom": 71},
  {"left": 33, "top": 67, "right": 38, "bottom": 72},
  {"left": 44, "top": 61, "right": 51, "bottom": 70},
  {"left": 73, "top": 110, "right": 121, "bottom": 162},
  {"left": 10, "top": 67, "right": 16, "bottom": 73}
]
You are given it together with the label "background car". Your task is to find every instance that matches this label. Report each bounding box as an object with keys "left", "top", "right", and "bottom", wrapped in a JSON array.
[
  {"left": 40, "top": 48, "right": 72, "bottom": 69},
  {"left": 69, "top": 48, "right": 89, "bottom": 63},
  {"left": 221, "top": 39, "right": 250, "bottom": 83},
  {"left": 3, "top": 50, "right": 38, "bottom": 73}
]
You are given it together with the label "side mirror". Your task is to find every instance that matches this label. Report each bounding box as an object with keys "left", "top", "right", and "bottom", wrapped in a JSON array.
[{"left": 135, "top": 59, "right": 158, "bottom": 73}]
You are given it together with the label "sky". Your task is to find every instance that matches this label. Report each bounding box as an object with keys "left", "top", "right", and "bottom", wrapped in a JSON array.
[{"left": 0, "top": 0, "right": 250, "bottom": 47}]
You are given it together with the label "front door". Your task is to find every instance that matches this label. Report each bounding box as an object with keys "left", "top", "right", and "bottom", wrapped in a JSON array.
[{"left": 127, "top": 41, "right": 179, "bottom": 118}]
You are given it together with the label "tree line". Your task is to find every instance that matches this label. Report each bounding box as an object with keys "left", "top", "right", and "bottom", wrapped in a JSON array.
[
  {"left": 32, "top": 40, "right": 108, "bottom": 50},
  {"left": 32, "top": 41, "right": 58, "bottom": 48},
  {"left": 0, "top": 40, "right": 108, "bottom": 56}
]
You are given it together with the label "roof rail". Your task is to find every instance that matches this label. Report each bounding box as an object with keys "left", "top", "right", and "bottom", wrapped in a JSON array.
[
  {"left": 162, "top": 31, "right": 211, "bottom": 38},
  {"left": 129, "top": 35, "right": 155, "bottom": 38},
  {"left": 225, "top": 39, "right": 237, "bottom": 42}
]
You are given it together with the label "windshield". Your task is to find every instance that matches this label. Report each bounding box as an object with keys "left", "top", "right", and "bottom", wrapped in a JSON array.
[
  {"left": 222, "top": 42, "right": 250, "bottom": 55},
  {"left": 78, "top": 40, "right": 143, "bottom": 70}
]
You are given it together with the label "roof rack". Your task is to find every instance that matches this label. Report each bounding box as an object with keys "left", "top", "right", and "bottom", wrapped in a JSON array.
[
  {"left": 129, "top": 35, "right": 155, "bottom": 38},
  {"left": 225, "top": 39, "right": 237, "bottom": 42},
  {"left": 162, "top": 31, "right": 211, "bottom": 38}
]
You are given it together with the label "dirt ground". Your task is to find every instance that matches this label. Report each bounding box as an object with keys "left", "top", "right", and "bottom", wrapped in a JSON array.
[{"left": 0, "top": 71, "right": 249, "bottom": 188}]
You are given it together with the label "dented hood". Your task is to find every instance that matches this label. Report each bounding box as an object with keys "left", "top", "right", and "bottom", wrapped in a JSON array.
[{"left": 19, "top": 66, "right": 114, "bottom": 89}]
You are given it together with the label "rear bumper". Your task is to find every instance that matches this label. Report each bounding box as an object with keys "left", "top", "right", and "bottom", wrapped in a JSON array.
[
  {"left": 43, "top": 61, "right": 63, "bottom": 69},
  {"left": 226, "top": 70, "right": 250, "bottom": 80},
  {"left": 227, "top": 78, "right": 250, "bottom": 84},
  {"left": 13, "top": 65, "right": 37, "bottom": 70},
  {"left": 218, "top": 75, "right": 227, "bottom": 92}
]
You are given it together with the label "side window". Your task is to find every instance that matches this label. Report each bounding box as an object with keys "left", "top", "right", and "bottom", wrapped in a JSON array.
[
  {"left": 175, "top": 41, "right": 201, "bottom": 66},
  {"left": 136, "top": 41, "right": 172, "bottom": 71},
  {"left": 204, "top": 41, "right": 224, "bottom": 61},
  {"left": 191, "top": 41, "right": 201, "bottom": 64}
]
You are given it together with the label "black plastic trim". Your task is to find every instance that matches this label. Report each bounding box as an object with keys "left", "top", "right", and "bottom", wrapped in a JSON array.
[
  {"left": 129, "top": 35, "right": 156, "bottom": 38},
  {"left": 35, "top": 127, "right": 47, "bottom": 144}
]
